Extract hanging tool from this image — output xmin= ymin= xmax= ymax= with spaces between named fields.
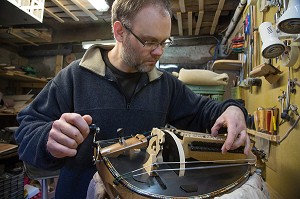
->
xmin=278 ymin=90 xmax=287 ymax=125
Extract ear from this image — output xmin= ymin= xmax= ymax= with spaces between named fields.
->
xmin=113 ymin=21 xmax=125 ymax=42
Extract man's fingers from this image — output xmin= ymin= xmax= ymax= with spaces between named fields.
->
xmin=52 ymin=119 xmax=85 ymax=145
xmin=243 ymin=135 xmax=251 ymax=155
xmin=47 ymin=113 xmax=93 ymax=158
xmin=221 ymin=124 xmax=237 ymax=152
xmin=61 ymin=113 xmax=91 ymax=142
xmin=83 ymin=115 xmax=92 ymax=125
xmin=211 ymin=119 xmax=226 ymax=137
xmin=49 ymin=126 xmax=79 ymax=149
xmin=221 ymin=130 xmax=250 ymax=155
xmin=47 ymin=139 xmax=77 ymax=158
xmin=228 ymin=133 xmax=245 ymax=150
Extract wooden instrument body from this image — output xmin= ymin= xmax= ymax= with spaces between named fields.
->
xmin=94 ymin=128 xmax=256 ymax=198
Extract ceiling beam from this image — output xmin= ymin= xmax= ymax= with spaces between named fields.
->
xmin=195 ymin=0 xmax=204 ymax=35
xmin=7 ymin=28 xmax=39 ymax=46
xmin=70 ymin=0 xmax=98 ymax=20
xmin=198 ymin=0 xmax=204 ymax=11
xmin=177 ymin=12 xmax=183 ymax=36
xmin=44 ymin=8 xmax=65 ymax=23
xmin=179 ymin=0 xmax=186 ymax=13
xmin=210 ymin=0 xmax=225 ymax=35
xmin=188 ymin=11 xmax=193 ymax=35
xmin=195 ymin=11 xmax=204 ymax=35
xmin=51 ymin=0 xmax=79 ymax=21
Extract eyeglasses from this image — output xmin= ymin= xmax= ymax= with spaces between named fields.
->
xmin=123 ymin=24 xmax=173 ymax=50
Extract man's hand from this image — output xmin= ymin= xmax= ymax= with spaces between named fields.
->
xmin=211 ymin=106 xmax=251 ymax=155
xmin=47 ymin=113 xmax=92 ymax=158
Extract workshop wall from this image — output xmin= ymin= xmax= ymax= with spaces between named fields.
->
xmin=240 ymin=4 xmax=300 ymax=199
xmin=161 ymin=45 xmax=214 ymax=69
xmin=16 ymin=45 xmax=214 ymax=79
xmin=0 ymin=48 xmax=28 ymax=94
xmin=0 ymin=48 xmax=28 ymax=66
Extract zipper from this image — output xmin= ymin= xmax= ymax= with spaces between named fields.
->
xmin=106 ymin=76 xmax=132 ymax=110
xmin=106 ymin=72 xmax=162 ymax=110
xmin=125 ymin=76 xmax=162 ymax=110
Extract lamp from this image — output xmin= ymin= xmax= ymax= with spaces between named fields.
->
xmin=277 ymin=0 xmax=300 ymax=34
xmin=259 ymin=22 xmax=285 ymax=59
xmin=87 ymin=0 xmax=109 ymax=12
xmin=82 ymin=40 xmax=116 ymax=49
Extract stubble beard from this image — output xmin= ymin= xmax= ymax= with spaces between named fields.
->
xmin=121 ymin=37 xmax=156 ymax=73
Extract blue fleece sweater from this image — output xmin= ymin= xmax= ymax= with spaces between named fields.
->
xmin=15 ymin=45 xmax=247 ymax=199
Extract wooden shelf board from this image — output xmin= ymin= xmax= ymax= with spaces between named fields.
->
xmin=247 ymin=129 xmax=280 ymax=142
xmin=0 ymin=113 xmax=17 ymax=116
xmin=0 ymin=71 xmax=47 ymax=83
xmin=212 ymin=60 xmax=243 ymax=71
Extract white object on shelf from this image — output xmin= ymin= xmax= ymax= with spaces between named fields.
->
xmin=3 ymin=94 xmax=34 ymax=108
xmin=6 ymin=0 xmax=45 ymax=23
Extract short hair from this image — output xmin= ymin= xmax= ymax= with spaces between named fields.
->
xmin=111 ymin=0 xmax=172 ymax=30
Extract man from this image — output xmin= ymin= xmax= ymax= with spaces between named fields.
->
xmin=15 ymin=0 xmax=250 ymax=198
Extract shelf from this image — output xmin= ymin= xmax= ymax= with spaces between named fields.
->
xmin=247 ymin=129 xmax=280 ymax=142
xmin=0 ymin=71 xmax=47 ymax=115
xmin=0 ymin=112 xmax=17 ymax=116
xmin=211 ymin=60 xmax=242 ymax=71
xmin=1 ymin=0 xmax=45 ymax=26
xmin=0 ymin=71 xmax=48 ymax=83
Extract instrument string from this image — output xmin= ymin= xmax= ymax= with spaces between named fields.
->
xmin=150 ymin=158 xmax=256 ymax=166
xmin=131 ymin=163 xmax=249 ymax=178
xmin=114 ymin=158 xmax=254 ymax=182
xmin=98 ymin=131 xmax=152 ymax=144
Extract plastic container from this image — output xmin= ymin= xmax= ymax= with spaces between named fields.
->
xmin=186 ymin=84 xmax=225 ymax=101
xmin=0 ymin=170 xmax=24 ymax=199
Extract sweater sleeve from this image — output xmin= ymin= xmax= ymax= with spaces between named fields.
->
xmin=15 ymin=74 xmax=73 ymax=170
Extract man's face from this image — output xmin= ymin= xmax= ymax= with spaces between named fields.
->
xmin=121 ymin=6 xmax=172 ymax=73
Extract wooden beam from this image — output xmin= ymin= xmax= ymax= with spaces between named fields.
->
xmin=210 ymin=0 xmax=225 ymax=35
xmin=177 ymin=12 xmax=183 ymax=36
xmin=13 ymin=82 xmax=47 ymax=89
xmin=12 ymin=28 xmax=52 ymax=43
xmin=55 ymin=55 xmax=64 ymax=75
xmin=45 ymin=8 xmax=65 ymax=23
xmin=210 ymin=10 xmax=221 ymax=35
xmin=195 ymin=11 xmax=204 ymax=35
xmin=6 ymin=28 xmax=52 ymax=43
xmin=19 ymin=29 xmax=41 ymax=38
xmin=38 ymin=30 xmax=52 ymax=42
xmin=7 ymin=28 xmax=38 ymax=46
xmin=198 ymin=0 xmax=204 ymax=11
xmin=51 ymin=0 xmax=79 ymax=21
xmin=195 ymin=0 xmax=204 ymax=35
xmin=179 ymin=0 xmax=186 ymax=13
xmin=70 ymin=0 xmax=98 ymax=20
xmin=188 ymin=11 xmax=193 ymax=35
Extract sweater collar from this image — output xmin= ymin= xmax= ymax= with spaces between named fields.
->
xmin=79 ymin=44 xmax=163 ymax=82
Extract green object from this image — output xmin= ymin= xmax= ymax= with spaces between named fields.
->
xmin=186 ymin=84 xmax=225 ymax=101
xmin=22 ymin=66 xmax=37 ymax=77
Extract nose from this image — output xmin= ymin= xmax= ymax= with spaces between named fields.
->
xmin=151 ymin=44 xmax=164 ymax=56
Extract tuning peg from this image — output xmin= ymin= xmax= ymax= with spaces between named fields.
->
xmin=117 ymin=128 xmax=125 ymax=145
xmin=90 ymin=124 xmax=100 ymax=145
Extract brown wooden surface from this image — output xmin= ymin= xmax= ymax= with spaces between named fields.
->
xmin=0 ymin=71 xmax=48 ymax=83
xmin=0 ymin=0 xmax=240 ymax=45
xmin=0 ymin=143 xmax=18 ymax=158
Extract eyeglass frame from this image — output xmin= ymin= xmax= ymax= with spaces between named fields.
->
xmin=122 ymin=23 xmax=173 ymax=50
